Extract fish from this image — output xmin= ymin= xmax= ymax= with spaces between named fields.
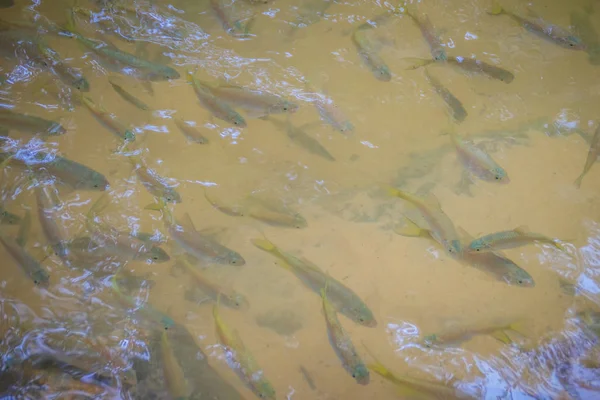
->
xmin=79 ymin=95 xmax=135 ymax=141
xmin=199 ymin=80 xmax=299 ymax=118
xmin=173 ymin=118 xmax=209 ymax=144
xmin=108 ymin=79 xmax=150 ymax=111
xmin=400 ymin=8 xmax=447 ymax=61
xmin=467 ymin=226 xmax=564 ymax=252
xmin=126 ymin=153 xmax=181 ymax=203
xmin=72 ymin=7 xmax=136 ymax=43
xmin=488 ymin=1 xmax=584 ymax=50
xmin=290 ymin=0 xmax=332 ymax=33
xmin=299 ymin=366 xmax=317 ymax=390
xmin=178 ymin=256 xmax=249 ymax=310
xmin=0 ymin=208 xmax=20 ymax=225
xmin=386 ymin=187 xmax=462 ymax=255
xmin=364 ymin=345 xmax=462 ymax=399
xmin=64 ymin=9 xmax=180 ymax=80
xmin=0 ymin=151 xmax=109 ymax=191
xmin=449 ymin=130 xmax=509 ymax=183
xmin=0 ymin=233 xmax=49 ymax=286
xmin=86 ymin=194 xmax=170 ymax=263
xmin=575 ymin=122 xmax=600 ymax=188
xmin=160 ymin=330 xmax=190 ymax=400
xmin=146 ymin=200 xmax=245 ymax=266
xmin=252 ymin=238 xmax=376 ymax=327
xmin=186 ymin=72 xmax=247 ymax=128
xmin=571 ymin=8 xmax=600 ymax=64
xmin=34 ymin=41 xmax=90 ymax=91
xmin=422 ymin=321 xmax=523 ymax=347
xmin=351 ymin=28 xmax=392 ymax=82
xmin=305 ymin=82 xmax=354 ymax=134
xmin=424 ymin=68 xmax=467 ymax=123
xmin=210 ymin=0 xmax=252 ymax=37
xmin=321 ymin=283 xmax=369 ymax=385
xmin=111 ymin=273 xmax=175 ymax=329
xmin=0 ymin=108 xmax=65 ymax=135
xmin=244 ymin=196 xmax=307 ymax=228
xmin=213 ymin=298 xmax=276 ymax=399
xmin=269 ymin=117 xmax=335 ymax=161
xmin=403 ymin=56 xmax=514 ymax=83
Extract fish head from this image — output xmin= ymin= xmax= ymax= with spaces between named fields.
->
xmin=351 ymin=305 xmax=377 ymax=327
xmin=84 ymin=174 xmax=110 ymax=191
xmin=292 ymin=214 xmax=308 ymax=229
xmin=227 ymin=111 xmax=247 ymax=128
xmin=163 ymin=67 xmax=181 ymax=80
xmin=433 ymin=49 xmax=447 ymax=61
xmin=227 ymin=291 xmax=250 ymax=310
xmin=374 ymin=65 xmax=392 ymax=82
xmin=443 ymin=239 xmax=463 ymax=256
xmin=119 ymin=368 xmax=138 ymax=387
xmin=32 ymin=269 xmax=50 ymax=287
xmin=564 ymin=35 xmax=586 ymax=50
xmin=144 ymin=246 xmax=170 ymax=263
xmin=162 ymin=189 xmax=181 ymax=204
xmin=338 ymin=121 xmax=355 ymax=134
xmin=423 ymin=334 xmax=438 ymax=347
xmin=499 ymin=71 xmax=515 ymax=84
xmin=352 ymin=364 xmax=370 ymax=385
xmin=48 ymin=122 xmax=66 ymax=135
xmin=0 ymin=210 xmax=20 ymax=225
xmin=226 ymin=251 xmax=246 ymax=266
xmin=74 ymin=77 xmax=90 ymax=92
xmin=468 ymin=239 xmax=489 ymax=253
xmin=504 ymin=268 xmax=535 ymax=288
xmin=492 ymin=167 xmax=510 ymax=184
xmin=254 ymin=379 xmax=276 ymax=399
xmin=124 ymin=130 xmax=136 ymax=142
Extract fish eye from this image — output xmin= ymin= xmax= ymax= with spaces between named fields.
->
xmin=153 ymin=255 xmax=158 ymax=260
xmin=518 ymin=279 xmax=523 ymax=285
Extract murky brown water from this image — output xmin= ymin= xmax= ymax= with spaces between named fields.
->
xmin=1 ymin=0 xmax=600 ymax=398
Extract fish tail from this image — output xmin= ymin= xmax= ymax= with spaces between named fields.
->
xmin=574 ymin=172 xmax=585 ymax=188
xmin=87 ymin=193 xmax=110 ymax=222
xmin=489 ymin=0 xmax=504 ymax=15
xmin=490 ymin=329 xmax=513 ymax=345
xmin=385 ymin=186 xmax=410 ymax=201
xmin=251 ymin=237 xmax=277 ymax=253
xmin=507 ymin=321 xmax=526 ymax=335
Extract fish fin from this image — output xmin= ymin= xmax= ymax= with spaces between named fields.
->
xmin=64 ymin=8 xmax=78 ymax=33
xmin=144 ymin=203 xmax=163 ymax=211
xmin=88 ymin=193 xmax=110 ymax=218
xmin=489 ymin=329 xmax=513 ymax=345
xmin=251 ymin=237 xmax=277 ymax=252
xmin=204 ymin=189 xmax=244 ymax=217
xmin=0 ymin=154 xmax=15 ymax=170
xmin=574 ymin=172 xmax=585 ymax=188
xmin=513 ymin=225 xmax=530 ymax=234
xmin=507 ymin=321 xmax=527 ymax=336
xmin=393 ymin=216 xmax=428 ymax=237
xmin=488 ymin=0 xmax=504 ymax=15
xmin=456 ymin=226 xmax=475 ymax=242
xmin=16 ymin=210 xmax=31 ymax=247
xmin=178 ymin=213 xmax=197 ymax=232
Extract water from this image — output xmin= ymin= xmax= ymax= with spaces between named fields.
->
xmin=0 ymin=0 xmax=600 ymax=398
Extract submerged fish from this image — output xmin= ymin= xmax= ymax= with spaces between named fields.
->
xmin=34 ymin=41 xmax=90 ymax=91
xmin=386 ymin=187 xmax=462 ymax=255
xmin=571 ymin=8 xmax=600 ymax=64
xmin=449 ymin=130 xmax=509 ymax=183
xmin=305 ymin=82 xmax=354 ymax=134
xmin=108 ymin=79 xmax=150 ymax=111
xmin=269 ymin=117 xmax=335 ymax=161
xmin=210 ymin=0 xmax=252 ymax=37
xmin=400 ymin=8 xmax=446 ymax=61
xmin=0 ymin=208 xmax=20 ymax=225
xmin=467 ymin=226 xmax=564 ymax=252
xmin=422 ymin=321 xmax=523 ymax=347
xmin=321 ymin=284 xmax=369 ymax=385
xmin=173 ymin=118 xmax=209 ymax=144
xmin=200 ymin=80 xmax=298 ymax=118
xmin=147 ymin=201 xmax=245 ymax=266
xmin=64 ymin=9 xmax=180 ymax=80
xmin=424 ymin=68 xmax=467 ymax=123
xmin=186 ymin=73 xmax=247 ymax=127
xmin=160 ymin=330 xmax=190 ymax=400
xmin=127 ymin=153 xmax=181 ymax=203
xmin=489 ymin=1 xmax=584 ymax=50
xmin=0 ymin=151 xmax=109 ymax=191
xmin=213 ymin=299 xmax=276 ymax=399
xmin=79 ymin=95 xmax=135 ymax=141
xmin=351 ymin=29 xmax=392 ymax=82
xmin=0 ymin=108 xmax=65 ymax=135
xmin=290 ymin=0 xmax=332 ymax=32
xmin=178 ymin=256 xmax=249 ymax=310
xmin=404 ymin=56 xmax=514 ymax=83
xmin=252 ymin=238 xmax=376 ymax=327
xmin=575 ymin=122 xmax=600 ymax=188
xmin=0 ymin=233 xmax=49 ymax=286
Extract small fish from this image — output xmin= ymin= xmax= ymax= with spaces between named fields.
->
xmin=35 ymin=42 xmax=90 ymax=91
xmin=489 ymin=1 xmax=584 ymax=50
xmin=467 ymin=226 xmax=564 ymax=252
xmin=213 ymin=299 xmax=276 ymax=399
xmin=321 ymin=284 xmax=369 ymax=385
xmin=400 ymin=8 xmax=446 ymax=61
xmin=571 ymin=8 xmax=600 ymax=64
xmin=364 ymin=345 xmax=462 ymax=399
xmin=575 ymin=123 xmax=600 ymax=188
xmin=0 ymin=233 xmax=49 ymax=286
xmin=160 ymin=330 xmax=190 ymax=400
xmin=127 ymin=153 xmax=181 ymax=203
xmin=80 ymin=95 xmax=135 ymax=141
xmin=252 ymin=238 xmax=376 ymax=327
xmin=146 ymin=201 xmax=245 ymax=266
xmin=403 ymin=56 xmax=514 ymax=83
xmin=422 ymin=321 xmax=523 ymax=347
xmin=351 ymin=29 xmax=392 ymax=82
xmin=0 ymin=151 xmax=109 ymax=191
xmin=210 ymin=0 xmax=252 ymax=37
xmin=186 ymin=73 xmax=247 ymax=128
xmin=108 ymin=79 xmax=150 ymax=111
xmin=386 ymin=187 xmax=462 ymax=255
xmin=299 ymin=366 xmax=316 ymax=390
xmin=64 ymin=9 xmax=180 ymax=80
xmin=449 ymin=130 xmax=509 ymax=183
xmin=424 ymin=68 xmax=467 ymax=123
xmin=245 ymin=196 xmax=307 ymax=228
xmin=173 ymin=118 xmax=209 ymax=144
xmin=290 ymin=0 xmax=332 ymax=33
xmin=200 ymin=80 xmax=298 ymax=118
xmin=178 ymin=256 xmax=249 ymax=310
xmin=0 ymin=108 xmax=65 ymax=135
xmin=305 ymin=82 xmax=354 ymax=134
xmin=269 ymin=117 xmax=335 ymax=161
xmin=0 ymin=208 xmax=20 ymax=225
